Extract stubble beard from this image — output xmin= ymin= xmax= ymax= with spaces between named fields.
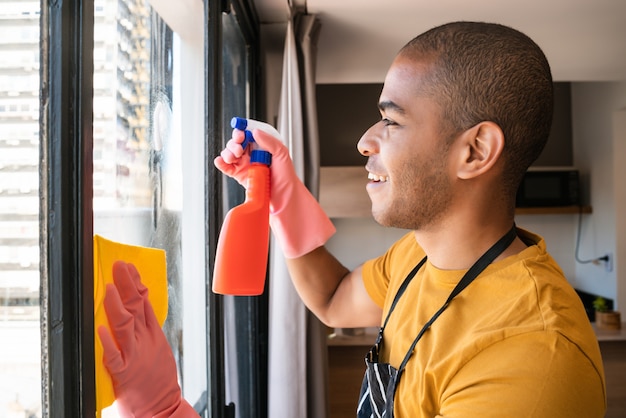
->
xmin=373 ymin=158 xmax=452 ymax=231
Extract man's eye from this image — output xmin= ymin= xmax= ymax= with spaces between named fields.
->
xmin=381 ymin=118 xmax=396 ymax=126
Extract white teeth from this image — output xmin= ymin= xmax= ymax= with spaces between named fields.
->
xmin=368 ymin=172 xmax=389 ymax=182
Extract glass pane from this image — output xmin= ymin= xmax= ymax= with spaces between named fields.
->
xmin=92 ymin=0 xmax=206 ymax=415
xmin=0 ymin=2 xmax=42 ymax=417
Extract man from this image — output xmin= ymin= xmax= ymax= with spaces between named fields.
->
xmin=100 ymin=21 xmax=606 ymax=417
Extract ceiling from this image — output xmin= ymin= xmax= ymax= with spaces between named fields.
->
xmin=253 ymin=0 xmax=626 ymax=84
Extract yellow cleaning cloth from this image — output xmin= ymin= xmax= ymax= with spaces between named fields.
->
xmin=93 ymin=234 xmax=168 ymax=417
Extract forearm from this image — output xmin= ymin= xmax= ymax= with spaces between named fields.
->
xmin=285 ymin=246 xmax=348 ymax=325
xmin=286 ymin=246 xmax=382 ymax=328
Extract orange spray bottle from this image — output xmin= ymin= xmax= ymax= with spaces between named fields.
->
xmin=212 ymin=117 xmax=275 ymax=295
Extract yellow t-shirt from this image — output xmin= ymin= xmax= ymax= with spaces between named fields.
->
xmin=362 ymin=228 xmax=606 ymax=417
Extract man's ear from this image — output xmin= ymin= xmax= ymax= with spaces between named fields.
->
xmin=454 ymin=121 xmax=504 ymax=180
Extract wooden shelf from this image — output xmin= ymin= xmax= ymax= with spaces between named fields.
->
xmin=594 ymin=323 xmax=626 ymax=342
xmin=320 ymin=166 xmax=371 ymax=218
xmin=515 ymin=205 xmax=592 ymax=215
xmin=327 ymin=332 xmax=376 ymax=347
xmin=320 ymin=166 xmax=592 ymax=218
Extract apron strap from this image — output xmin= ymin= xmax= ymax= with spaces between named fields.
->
xmin=397 ymin=224 xmax=518 ymax=374
xmin=382 ymin=256 xmax=428 ymax=330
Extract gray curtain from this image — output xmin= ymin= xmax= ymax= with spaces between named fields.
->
xmin=267 ymin=12 xmax=328 ymax=418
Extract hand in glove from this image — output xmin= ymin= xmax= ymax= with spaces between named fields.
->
xmin=214 ymin=127 xmax=335 ymax=258
xmin=97 ymin=261 xmax=197 ymax=417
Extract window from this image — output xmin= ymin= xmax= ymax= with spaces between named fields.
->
xmin=91 ymin=0 xmax=208 ymax=414
xmin=38 ymin=0 xmax=262 ymax=416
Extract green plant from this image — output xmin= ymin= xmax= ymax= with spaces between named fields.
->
xmin=592 ymin=296 xmax=609 ymax=313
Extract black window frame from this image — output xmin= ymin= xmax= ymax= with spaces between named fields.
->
xmin=40 ymin=0 xmax=95 ymax=415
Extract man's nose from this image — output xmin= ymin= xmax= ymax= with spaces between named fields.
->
xmin=357 ymin=124 xmax=380 ymax=157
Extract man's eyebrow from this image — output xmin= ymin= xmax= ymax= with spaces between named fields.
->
xmin=378 ymin=100 xmax=405 ymax=114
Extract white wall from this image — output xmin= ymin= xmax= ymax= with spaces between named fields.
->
xmin=614 ymin=109 xmax=626 ymax=315
xmin=328 ymin=216 xmax=588 ymax=295
xmin=325 ymin=218 xmax=409 ymax=270
xmin=571 ymin=82 xmax=626 ymax=310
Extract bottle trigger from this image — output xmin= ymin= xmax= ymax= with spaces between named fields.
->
xmin=241 ymin=130 xmax=255 ymax=150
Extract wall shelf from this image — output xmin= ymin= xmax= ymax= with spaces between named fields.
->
xmin=515 ymin=205 xmax=592 ymax=215
xmin=320 ymin=166 xmax=592 ymax=218
xmin=320 ymin=166 xmax=371 ymax=218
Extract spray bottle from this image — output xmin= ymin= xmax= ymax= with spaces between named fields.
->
xmin=212 ymin=117 xmax=278 ymax=295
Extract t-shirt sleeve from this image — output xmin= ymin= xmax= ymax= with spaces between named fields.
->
xmin=361 ymin=257 xmax=388 ymax=308
xmin=361 ymin=231 xmax=417 ymax=309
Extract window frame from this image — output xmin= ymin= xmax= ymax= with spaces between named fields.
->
xmin=40 ymin=0 xmax=96 ymax=416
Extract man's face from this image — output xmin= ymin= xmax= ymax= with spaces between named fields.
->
xmin=357 ymin=54 xmax=455 ymax=231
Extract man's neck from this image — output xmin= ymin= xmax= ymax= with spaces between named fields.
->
xmin=413 ymin=216 xmax=526 ymax=270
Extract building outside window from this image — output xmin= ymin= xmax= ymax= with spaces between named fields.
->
xmin=0 ymin=2 xmax=42 ymax=416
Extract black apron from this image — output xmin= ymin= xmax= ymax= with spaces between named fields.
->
xmin=356 ymin=226 xmax=518 ymax=418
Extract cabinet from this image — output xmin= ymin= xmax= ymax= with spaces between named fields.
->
xmin=327 ymin=334 xmax=374 ymax=418
xmin=593 ymin=325 xmax=626 ymax=418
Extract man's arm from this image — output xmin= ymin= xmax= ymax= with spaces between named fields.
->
xmin=286 ymin=246 xmax=383 ymax=328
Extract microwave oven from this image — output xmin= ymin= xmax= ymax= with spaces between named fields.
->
xmin=515 ymin=168 xmax=580 ymax=207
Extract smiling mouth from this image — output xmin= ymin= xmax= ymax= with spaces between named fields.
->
xmin=368 ymin=172 xmax=389 ymax=183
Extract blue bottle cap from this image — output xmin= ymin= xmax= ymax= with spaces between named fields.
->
xmin=250 ymin=150 xmax=272 ymax=166
xmin=231 ymin=117 xmax=248 ymax=131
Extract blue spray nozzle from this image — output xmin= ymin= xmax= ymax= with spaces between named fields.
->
xmin=232 ymin=117 xmax=255 ymax=150
xmin=250 ymin=149 xmax=272 ymax=166
xmin=231 ymin=117 xmax=248 ymax=131
xmin=231 ymin=117 xmax=274 ymax=161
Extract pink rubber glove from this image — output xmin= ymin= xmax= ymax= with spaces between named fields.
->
xmin=97 ymin=261 xmax=197 ymax=418
xmin=214 ymin=128 xmax=335 ymax=258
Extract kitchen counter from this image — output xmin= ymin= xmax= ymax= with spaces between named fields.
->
xmin=593 ymin=323 xmax=626 ymax=341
